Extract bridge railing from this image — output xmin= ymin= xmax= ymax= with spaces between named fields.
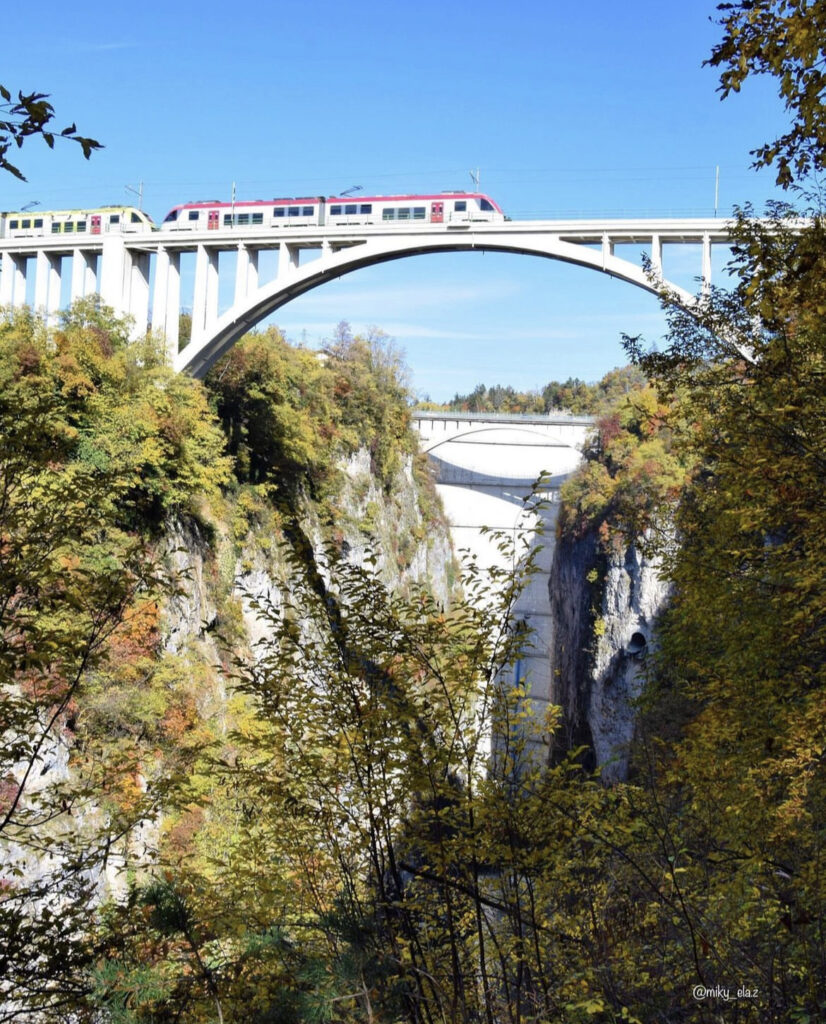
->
xmin=412 ymin=410 xmax=595 ymax=427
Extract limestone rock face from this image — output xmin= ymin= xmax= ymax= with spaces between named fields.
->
xmin=549 ymin=531 xmax=671 ymax=782
xmin=3 ymin=450 xmax=453 ymax=914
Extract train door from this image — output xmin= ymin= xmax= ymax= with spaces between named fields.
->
xmin=91 ymin=215 xmax=101 ymax=235
xmin=430 ymin=201 xmax=444 ymax=223
xmin=208 ymin=210 xmax=219 ymax=230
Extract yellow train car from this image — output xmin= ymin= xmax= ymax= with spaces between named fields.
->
xmin=0 ymin=206 xmax=155 ymax=239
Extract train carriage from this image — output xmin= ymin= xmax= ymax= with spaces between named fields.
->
xmin=0 ymin=206 xmax=154 ymax=239
xmin=161 ymin=192 xmax=505 ymax=230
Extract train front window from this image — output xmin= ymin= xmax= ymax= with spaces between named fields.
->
xmin=131 ymin=212 xmax=142 ymax=223
xmin=480 ymin=199 xmax=494 ymax=211
xmin=163 ymin=209 xmax=178 ymax=222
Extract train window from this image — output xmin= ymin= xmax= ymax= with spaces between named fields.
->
xmin=223 ymin=214 xmax=233 ymax=226
xmin=480 ymin=199 xmax=494 ymax=211
xmin=237 ymin=213 xmax=250 ymax=225
xmin=360 ymin=204 xmax=372 ymax=214
xmin=345 ymin=204 xmax=357 ymax=215
xmin=252 ymin=212 xmax=264 ymax=225
xmin=163 ymin=209 xmax=179 ymax=222
xmin=110 ymin=214 xmax=120 ymax=224
xmin=131 ymin=212 xmax=141 ymax=223
xmin=382 ymin=209 xmax=395 ymax=220
xmin=288 ymin=206 xmax=299 ymax=216
xmin=9 ymin=220 xmax=18 ymax=229
xmin=454 ymin=201 xmax=467 ymax=212
xmin=274 ymin=208 xmax=285 ymax=217
xmin=413 ymin=207 xmax=426 ymax=219
xmin=188 ymin=211 xmax=200 ymax=221
xmin=65 ymin=223 xmax=74 ymax=233
xmin=397 ymin=208 xmax=411 ymax=220
xmin=77 ymin=221 xmax=86 ymax=231
xmin=21 ymin=219 xmax=31 ymax=229
xmin=34 ymin=218 xmax=43 ymax=228
xmin=302 ymin=206 xmax=313 ymax=216
xmin=51 ymin=223 xmax=61 ymax=233
xmin=330 ymin=205 xmax=342 ymax=216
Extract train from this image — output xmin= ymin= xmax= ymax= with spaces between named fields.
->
xmin=0 ymin=206 xmax=154 ymax=239
xmin=160 ymin=192 xmax=505 ymax=230
xmin=0 ymin=192 xmax=505 ymax=239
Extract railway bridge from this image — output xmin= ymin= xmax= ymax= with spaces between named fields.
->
xmin=0 ymin=216 xmax=736 ymax=376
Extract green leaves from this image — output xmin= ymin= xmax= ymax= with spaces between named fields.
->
xmin=706 ymin=0 xmax=826 ymax=187
xmin=0 ymin=84 xmax=102 ymax=180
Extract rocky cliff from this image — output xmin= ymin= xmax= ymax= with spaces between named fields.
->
xmin=549 ymin=530 xmax=671 ymax=782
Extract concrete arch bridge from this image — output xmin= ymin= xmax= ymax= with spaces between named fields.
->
xmin=0 ymin=216 xmax=735 ymax=376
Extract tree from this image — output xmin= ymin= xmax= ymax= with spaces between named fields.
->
xmin=706 ymin=0 xmax=826 ymax=186
xmin=0 ymin=302 xmax=229 ymax=1017
xmin=0 ymin=84 xmax=101 ymax=181
xmin=623 ymin=206 xmax=826 ymax=1020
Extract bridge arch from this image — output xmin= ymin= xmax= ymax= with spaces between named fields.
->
xmin=175 ymin=232 xmax=695 ymax=378
xmin=421 ymin=424 xmax=582 ymax=456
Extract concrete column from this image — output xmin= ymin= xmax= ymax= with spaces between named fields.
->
xmin=278 ymin=243 xmax=299 ymax=278
xmin=34 ymin=248 xmax=53 ymax=309
xmin=152 ymin=246 xmax=186 ymax=358
xmin=99 ymin=236 xmax=128 ymax=316
xmin=152 ymin=247 xmax=170 ymax=336
xmin=650 ymin=234 xmax=662 ymax=278
xmin=128 ymin=251 xmax=150 ymax=338
xmin=192 ymin=245 xmax=219 ymax=336
xmin=46 ymin=254 xmax=61 ymax=324
xmin=601 ymin=232 xmax=613 ymax=269
xmin=1 ymin=252 xmax=18 ymax=306
xmin=246 ymin=247 xmax=259 ymax=294
xmin=701 ymin=233 xmax=712 ymax=294
xmin=70 ymin=249 xmax=91 ymax=303
xmin=234 ymin=243 xmax=261 ymax=304
xmin=168 ymin=253 xmax=181 ymax=355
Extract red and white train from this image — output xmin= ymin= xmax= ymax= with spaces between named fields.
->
xmin=160 ymin=192 xmax=505 ymax=230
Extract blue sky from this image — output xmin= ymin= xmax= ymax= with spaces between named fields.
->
xmin=2 ymin=0 xmax=787 ymax=400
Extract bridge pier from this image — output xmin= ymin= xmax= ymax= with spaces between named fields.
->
xmin=70 ymin=249 xmax=97 ymax=303
xmin=234 ymin=244 xmax=259 ymax=303
xmin=152 ymin=248 xmax=181 ymax=358
xmin=192 ymin=245 xmax=220 ymax=341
